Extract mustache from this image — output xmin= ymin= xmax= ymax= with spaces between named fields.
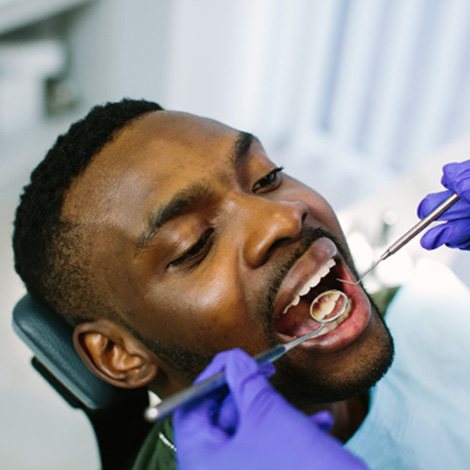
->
xmin=259 ymin=226 xmax=357 ymax=334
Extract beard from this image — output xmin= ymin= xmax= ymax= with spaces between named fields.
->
xmin=133 ymin=226 xmax=394 ymax=408
xmin=255 ymin=226 xmax=394 ymax=407
xmin=257 ymin=228 xmax=394 ymax=411
xmin=268 ymin=292 xmax=394 ymax=408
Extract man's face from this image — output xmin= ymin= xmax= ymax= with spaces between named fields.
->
xmin=64 ymin=111 xmax=393 ymax=406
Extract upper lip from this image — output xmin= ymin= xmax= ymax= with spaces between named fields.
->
xmin=273 ymin=237 xmax=338 ymax=319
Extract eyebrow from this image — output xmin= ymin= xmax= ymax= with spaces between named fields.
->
xmin=137 ymin=183 xmax=212 ymax=250
xmin=136 ymin=131 xmax=255 ymax=251
xmin=231 ymin=131 xmax=255 ymax=169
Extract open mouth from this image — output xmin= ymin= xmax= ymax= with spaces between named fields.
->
xmin=272 ymin=237 xmax=369 ymax=349
xmin=274 ymin=257 xmax=352 ymax=339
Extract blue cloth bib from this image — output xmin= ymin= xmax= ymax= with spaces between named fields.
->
xmin=346 ymin=259 xmax=470 ymax=469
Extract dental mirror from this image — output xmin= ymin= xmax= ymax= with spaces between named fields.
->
xmin=309 ymin=289 xmax=350 ymax=324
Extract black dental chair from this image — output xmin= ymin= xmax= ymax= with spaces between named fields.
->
xmin=12 ymin=294 xmax=153 ymax=470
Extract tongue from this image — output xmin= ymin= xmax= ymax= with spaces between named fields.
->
xmin=274 ymin=299 xmax=323 ymax=337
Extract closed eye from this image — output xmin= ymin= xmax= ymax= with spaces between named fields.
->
xmin=168 ymin=228 xmax=214 ymax=269
xmin=252 ymin=166 xmax=284 ymax=193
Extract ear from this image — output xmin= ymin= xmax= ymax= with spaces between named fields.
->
xmin=73 ymin=319 xmax=159 ymax=389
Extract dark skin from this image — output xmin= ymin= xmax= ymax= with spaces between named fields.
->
xmin=66 ymin=111 xmax=392 ymax=440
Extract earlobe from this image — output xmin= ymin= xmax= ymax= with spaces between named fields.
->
xmin=73 ymin=320 xmax=158 ymax=389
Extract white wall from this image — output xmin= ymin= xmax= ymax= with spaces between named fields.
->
xmin=3 ymin=1 xmax=470 ymax=468
xmin=161 ymin=0 xmax=470 ymax=208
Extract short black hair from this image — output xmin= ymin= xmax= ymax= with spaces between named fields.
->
xmin=13 ymin=98 xmax=163 ymax=324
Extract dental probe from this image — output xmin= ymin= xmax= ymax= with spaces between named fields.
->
xmin=339 ymin=193 xmax=460 ymax=285
xmin=144 ymin=291 xmax=349 ymax=422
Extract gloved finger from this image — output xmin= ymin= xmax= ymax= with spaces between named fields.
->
xmin=417 ymin=190 xmax=470 ymax=221
xmin=309 ymin=410 xmax=335 ymax=432
xmin=441 ymin=218 xmax=470 ymax=248
xmin=418 ymin=190 xmax=452 ymax=219
xmin=215 ymin=353 xmax=276 ymax=433
xmin=174 ymin=391 xmax=229 ymax=447
xmin=194 ymin=349 xmax=240 ymax=383
xmin=441 ymin=161 xmax=464 ymax=188
xmin=223 ymin=349 xmax=281 ymax=420
xmin=223 ymin=348 xmax=276 ymax=381
xmin=174 ymin=350 xmax=241 ymax=440
xmin=214 ymin=394 xmax=238 ymax=435
xmin=186 ymin=349 xmax=276 ymax=435
xmin=208 ymin=349 xmax=267 ymax=433
xmin=420 ymin=219 xmax=470 ymax=249
xmin=194 ymin=348 xmax=275 ymax=382
xmin=420 ymin=223 xmax=451 ymax=250
xmin=258 ymin=360 xmax=276 ymax=379
xmin=214 ymin=364 xmax=276 ymax=434
xmin=442 ymin=160 xmax=470 ymax=201
xmin=456 ymin=238 xmax=470 ymax=250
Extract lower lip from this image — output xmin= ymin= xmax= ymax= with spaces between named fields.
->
xmin=277 ymin=263 xmax=372 ymax=352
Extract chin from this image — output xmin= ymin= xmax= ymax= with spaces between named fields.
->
xmin=270 ymin=311 xmax=395 ymax=409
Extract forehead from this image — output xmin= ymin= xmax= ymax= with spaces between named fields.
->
xmin=62 ymin=111 xmax=242 ymax=222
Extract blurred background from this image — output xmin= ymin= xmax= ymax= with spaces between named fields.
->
xmin=2 ymin=0 xmax=470 ymax=467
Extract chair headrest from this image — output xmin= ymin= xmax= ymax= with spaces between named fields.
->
xmin=13 ymin=294 xmax=132 ymax=410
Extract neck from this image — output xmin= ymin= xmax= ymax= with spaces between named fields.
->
xmin=329 ymin=393 xmax=369 ymax=441
xmin=302 ymin=393 xmax=369 ymax=442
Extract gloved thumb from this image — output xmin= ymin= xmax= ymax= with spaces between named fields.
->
xmin=417 ymin=190 xmax=453 ymax=219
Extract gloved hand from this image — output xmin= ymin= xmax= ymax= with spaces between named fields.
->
xmin=173 ymin=348 xmax=367 ymax=470
xmin=418 ymin=159 xmax=470 ymax=250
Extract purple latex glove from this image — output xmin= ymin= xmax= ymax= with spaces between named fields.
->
xmin=418 ymin=160 xmax=470 ymax=250
xmin=173 ymin=348 xmax=367 ymax=470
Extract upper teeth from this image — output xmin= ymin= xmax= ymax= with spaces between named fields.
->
xmin=282 ymin=259 xmax=336 ymax=314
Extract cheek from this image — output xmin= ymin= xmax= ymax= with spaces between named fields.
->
xmin=312 ymin=194 xmax=345 ymax=238
xmin=141 ymin=266 xmax=255 ymax=349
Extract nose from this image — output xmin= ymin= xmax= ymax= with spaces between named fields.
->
xmin=241 ymin=197 xmax=308 ymax=268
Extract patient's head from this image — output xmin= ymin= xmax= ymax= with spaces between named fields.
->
xmin=13 ymin=99 xmax=393 ymax=408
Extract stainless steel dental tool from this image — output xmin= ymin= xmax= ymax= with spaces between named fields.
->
xmin=339 ymin=193 xmax=460 ymax=286
xmin=144 ymin=290 xmax=350 ymax=422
